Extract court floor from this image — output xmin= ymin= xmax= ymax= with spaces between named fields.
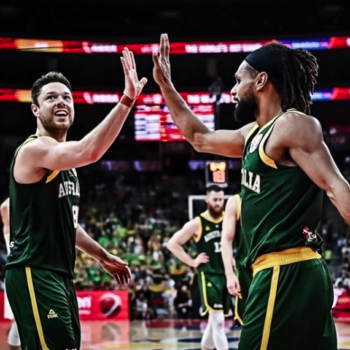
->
xmin=0 ymin=319 xmax=348 ymax=349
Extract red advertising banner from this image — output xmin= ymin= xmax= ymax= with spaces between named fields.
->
xmin=77 ymin=290 xmax=129 ymax=321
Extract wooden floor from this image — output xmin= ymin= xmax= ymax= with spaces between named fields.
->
xmin=0 ymin=319 xmax=348 ymax=349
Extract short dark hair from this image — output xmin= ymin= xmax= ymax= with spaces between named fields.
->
xmin=246 ymin=43 xmax=319 ymax=114
xmin=31 ymin=72 xmax=72 ymax=106
xmin=206 ymin=185 xmax=224 ymax=194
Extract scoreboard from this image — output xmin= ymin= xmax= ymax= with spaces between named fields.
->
xmin=135 ymin=104 xmax=215 ymax=142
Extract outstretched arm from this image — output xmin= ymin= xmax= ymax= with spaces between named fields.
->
xmin=15 ymin=49 xmax=147 ymax=182
xmin=76 ymin=224 xmax=131 ymax=286
xmin=167 ymin=219 xmax=209 ymax=268
xmin=274 ymin=113 xmax=350 ymax=223
xmin=152 ymin=34 xmax=253 ymax=157
xmin=221 ymin=196 xmax=241 ymax=297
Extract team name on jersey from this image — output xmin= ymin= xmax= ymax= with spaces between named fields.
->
xmin=58 ymin=181 xmax=80 ymax=198
xmin=204 ymin=230 xmax=221 ymax=242
xmin=241 ymin=168 xmax=261 ymax=194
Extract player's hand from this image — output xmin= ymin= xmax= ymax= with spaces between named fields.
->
xmin=226 ymin=272 xmax=242 ymax=298
xmin=100 ymin=253 xmax=131 ymax=286
xmin=120 ymin=48 xmax=147 ymax=100
xmin=152 ymin=33 xmax=172 ymax=86
xmin=192 ymin=252 xmax=209 ymax=268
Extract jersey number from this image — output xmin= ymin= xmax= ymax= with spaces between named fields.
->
xmin=72 ymin=205 xmax=79 ymax=229
xmin=214 ymin=241 xmax=221 ymax=253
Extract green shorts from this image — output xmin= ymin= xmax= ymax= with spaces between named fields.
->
xmin=238 ymin=258 xmax=337 ymax=350
xmin=234 ymin=265 xmax=253 ymax=325
xmin=198 ymin=271 xmax=232 ymax=316
xmin=6 ymin=266 xmax=80 ymax=350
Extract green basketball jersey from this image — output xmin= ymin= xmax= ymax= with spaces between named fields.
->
xmin=241 ymin=109 xmax=323 ymax=267
xmin=6 ymin=135 xmax=80 ymax=278
xmin=193 ymin=212 xmax=225 ymax=275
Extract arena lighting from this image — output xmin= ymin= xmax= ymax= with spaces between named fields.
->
xmin=0 ymin=36 xmax=349 ymax=54
xmin=0 ymin=88 xmax=349 ymax=104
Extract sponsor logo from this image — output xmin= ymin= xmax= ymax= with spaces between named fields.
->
xmin=249 ymin=134 xmax=263 ymax=153
xmin=205 ymin=226 xmax=211 ymax=231
xmin=207 ymin=282 xmax=212 ymax=287
xmin=303 ymin=226 xmax=316 ymax=242
xmin=214 ymin=303 xmax=223 ymax=308
xmin=99 ymin=293 xmax=122 ymax=318
xmin=47 ymin=309 xmax=58 ymax=319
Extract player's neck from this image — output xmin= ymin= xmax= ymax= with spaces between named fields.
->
xmin=255 ymin=93 xmax=282 ymax=129
xmin=36 ymin=127 xmax=67 ymax=142
xmin=203 ymin=209 xmax=222 ymax=221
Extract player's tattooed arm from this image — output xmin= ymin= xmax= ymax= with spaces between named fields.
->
xmin=152 ymin=33 xmax=253 ymax=158
xmin=274 ymin=112 xmax=350 ymax=224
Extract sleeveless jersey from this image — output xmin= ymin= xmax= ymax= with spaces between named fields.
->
xmin=6 ymin=135 xmax=80 ymax=278
xmin=193 ymin=212 xmax=225 ymax=275
xmin=240 ymin=109 xmax=323 ymax=267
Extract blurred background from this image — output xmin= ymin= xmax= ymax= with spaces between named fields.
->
xmin=0 ymin=0 xmax=350 ymax=325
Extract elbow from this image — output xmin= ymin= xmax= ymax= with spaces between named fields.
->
xmin=166 ymin=241 xmax=175 ymax=253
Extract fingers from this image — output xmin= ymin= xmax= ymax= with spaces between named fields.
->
xmin=140 ymin=77 xmax=148 ymax=89
xmin=130 ymin=51 xmax=136 ymax=70
xmin=120 ymin=57 xmax=129 ymax=76
xmin=152 ymin=51 xmax=160 ymax=67
xmin=122 ymin=48 xmax=133 ymax=70
xmin=164 ymin=33 xmax=170 ymax=59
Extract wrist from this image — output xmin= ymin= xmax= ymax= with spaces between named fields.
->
xmin=159 ymin=80 xmax=174 ymax=91
xmin=120 ymin=94 xmax=136 ymax=108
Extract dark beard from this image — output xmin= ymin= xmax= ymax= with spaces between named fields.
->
xmin=234 ymin=87 xmax=258 ymax=123
xmin=208 ymin=206 xmax=223 ymax=220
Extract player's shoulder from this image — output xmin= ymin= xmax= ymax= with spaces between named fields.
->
xmin=239 ymin=122 xmax=258 ymax=139
xmin=277 ymin=110 xmax=321 ymax=131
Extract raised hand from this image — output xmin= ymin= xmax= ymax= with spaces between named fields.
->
xmin=120 ymin=48 xmax=147 ymax=100
xmin=100 ymin=253 xmax=131 ymax=286
xmin=192 ymin=252 xmax=209 ymax=268
xmin=152 ymin=33 xmax=172 ymax=86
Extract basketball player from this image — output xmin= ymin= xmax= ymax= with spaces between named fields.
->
xmin=221 ymin=194 xmax=252 ymax=326
xmin=0 ymin=198 xmax=20 ymax=350
xmin=6 ymin=48 xmax=147 ymax=349
xmin=167 ymin=185 xmax=230 ymax=350
xmin=153 ymin=34 xmax=342 ymax=349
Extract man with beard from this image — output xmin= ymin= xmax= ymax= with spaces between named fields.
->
xmin=6 ymin=48 xmax=147 ymax=349
xmin=153 ymin=34 xmax=342 ymax=350
xmin=167 ymin=185 xmax=231 ymax=350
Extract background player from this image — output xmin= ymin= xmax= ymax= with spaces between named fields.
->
xmin=167 ymin=185 xmax=230 ymax=350
xmin=221 ymin=194 xmax=252 ymax=326
xmin=6 ymin=48 xmax=146 ymax=349
xmin=0 ymin=198 xmax=20 ymax=350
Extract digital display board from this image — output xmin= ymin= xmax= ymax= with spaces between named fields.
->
xmin=134 ymin=105 xmax=215 ymax=142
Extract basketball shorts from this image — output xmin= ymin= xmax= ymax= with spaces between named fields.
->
xmin=6 ymin=266 xmax=80 ymax=350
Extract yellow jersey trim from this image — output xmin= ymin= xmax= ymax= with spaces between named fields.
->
xmin=252 ymin=247 xmax=321 ymax=277
xmin=234 ymin=194 xmax=241 ymax=221
xmin=244 ymin=123 xmax=259 ymax=144
xmin=258 ymin=127 xmax=278 ymax=169
xmin=46 ymin=170 xmax=60 ymax=184
xmin=25 ymin=267 xmax=50 ymax=350
xmin=194 ymin=216 xmax=202 ymax=243
xmin=234 ymin=295 xmax=244 ymax=326
xmin=200 ymin=213 xmax=224 ymax=224
xmin=260 ymin=266 xmax=280 ymax=350
xmin=200 ymin=272 xmax=224 ymax=316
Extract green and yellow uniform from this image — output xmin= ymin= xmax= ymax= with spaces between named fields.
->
xmin=194 ymin=212 xmax=232 ymax=316
xmin=6 ymin=135 xmax=81 ymax=350
xmin=232 ymin=194 xmax=252 ymax=326
xmin=238 ymin=110 xmax=336 ymax=350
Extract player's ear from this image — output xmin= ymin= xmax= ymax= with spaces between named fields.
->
xmin=31 ymin=103 xmax=40 ymax=117
xmin=256 ymin=72 xmax=268 ymax=91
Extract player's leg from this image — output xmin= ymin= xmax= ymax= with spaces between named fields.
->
xmin=198 ymin=272 xmax=229 ymax=350
xmin=6 ymin=267 xmax=79 ymax=349
xmin=201 ymin=320 xmax=214 ymax=350
xmin=8 ymin=321 xmax=21 ymax=350
xmin=235 ymin=265 xmax=253 ymax=325
xmin=238 ymin=258 xmax=337 ymax=350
